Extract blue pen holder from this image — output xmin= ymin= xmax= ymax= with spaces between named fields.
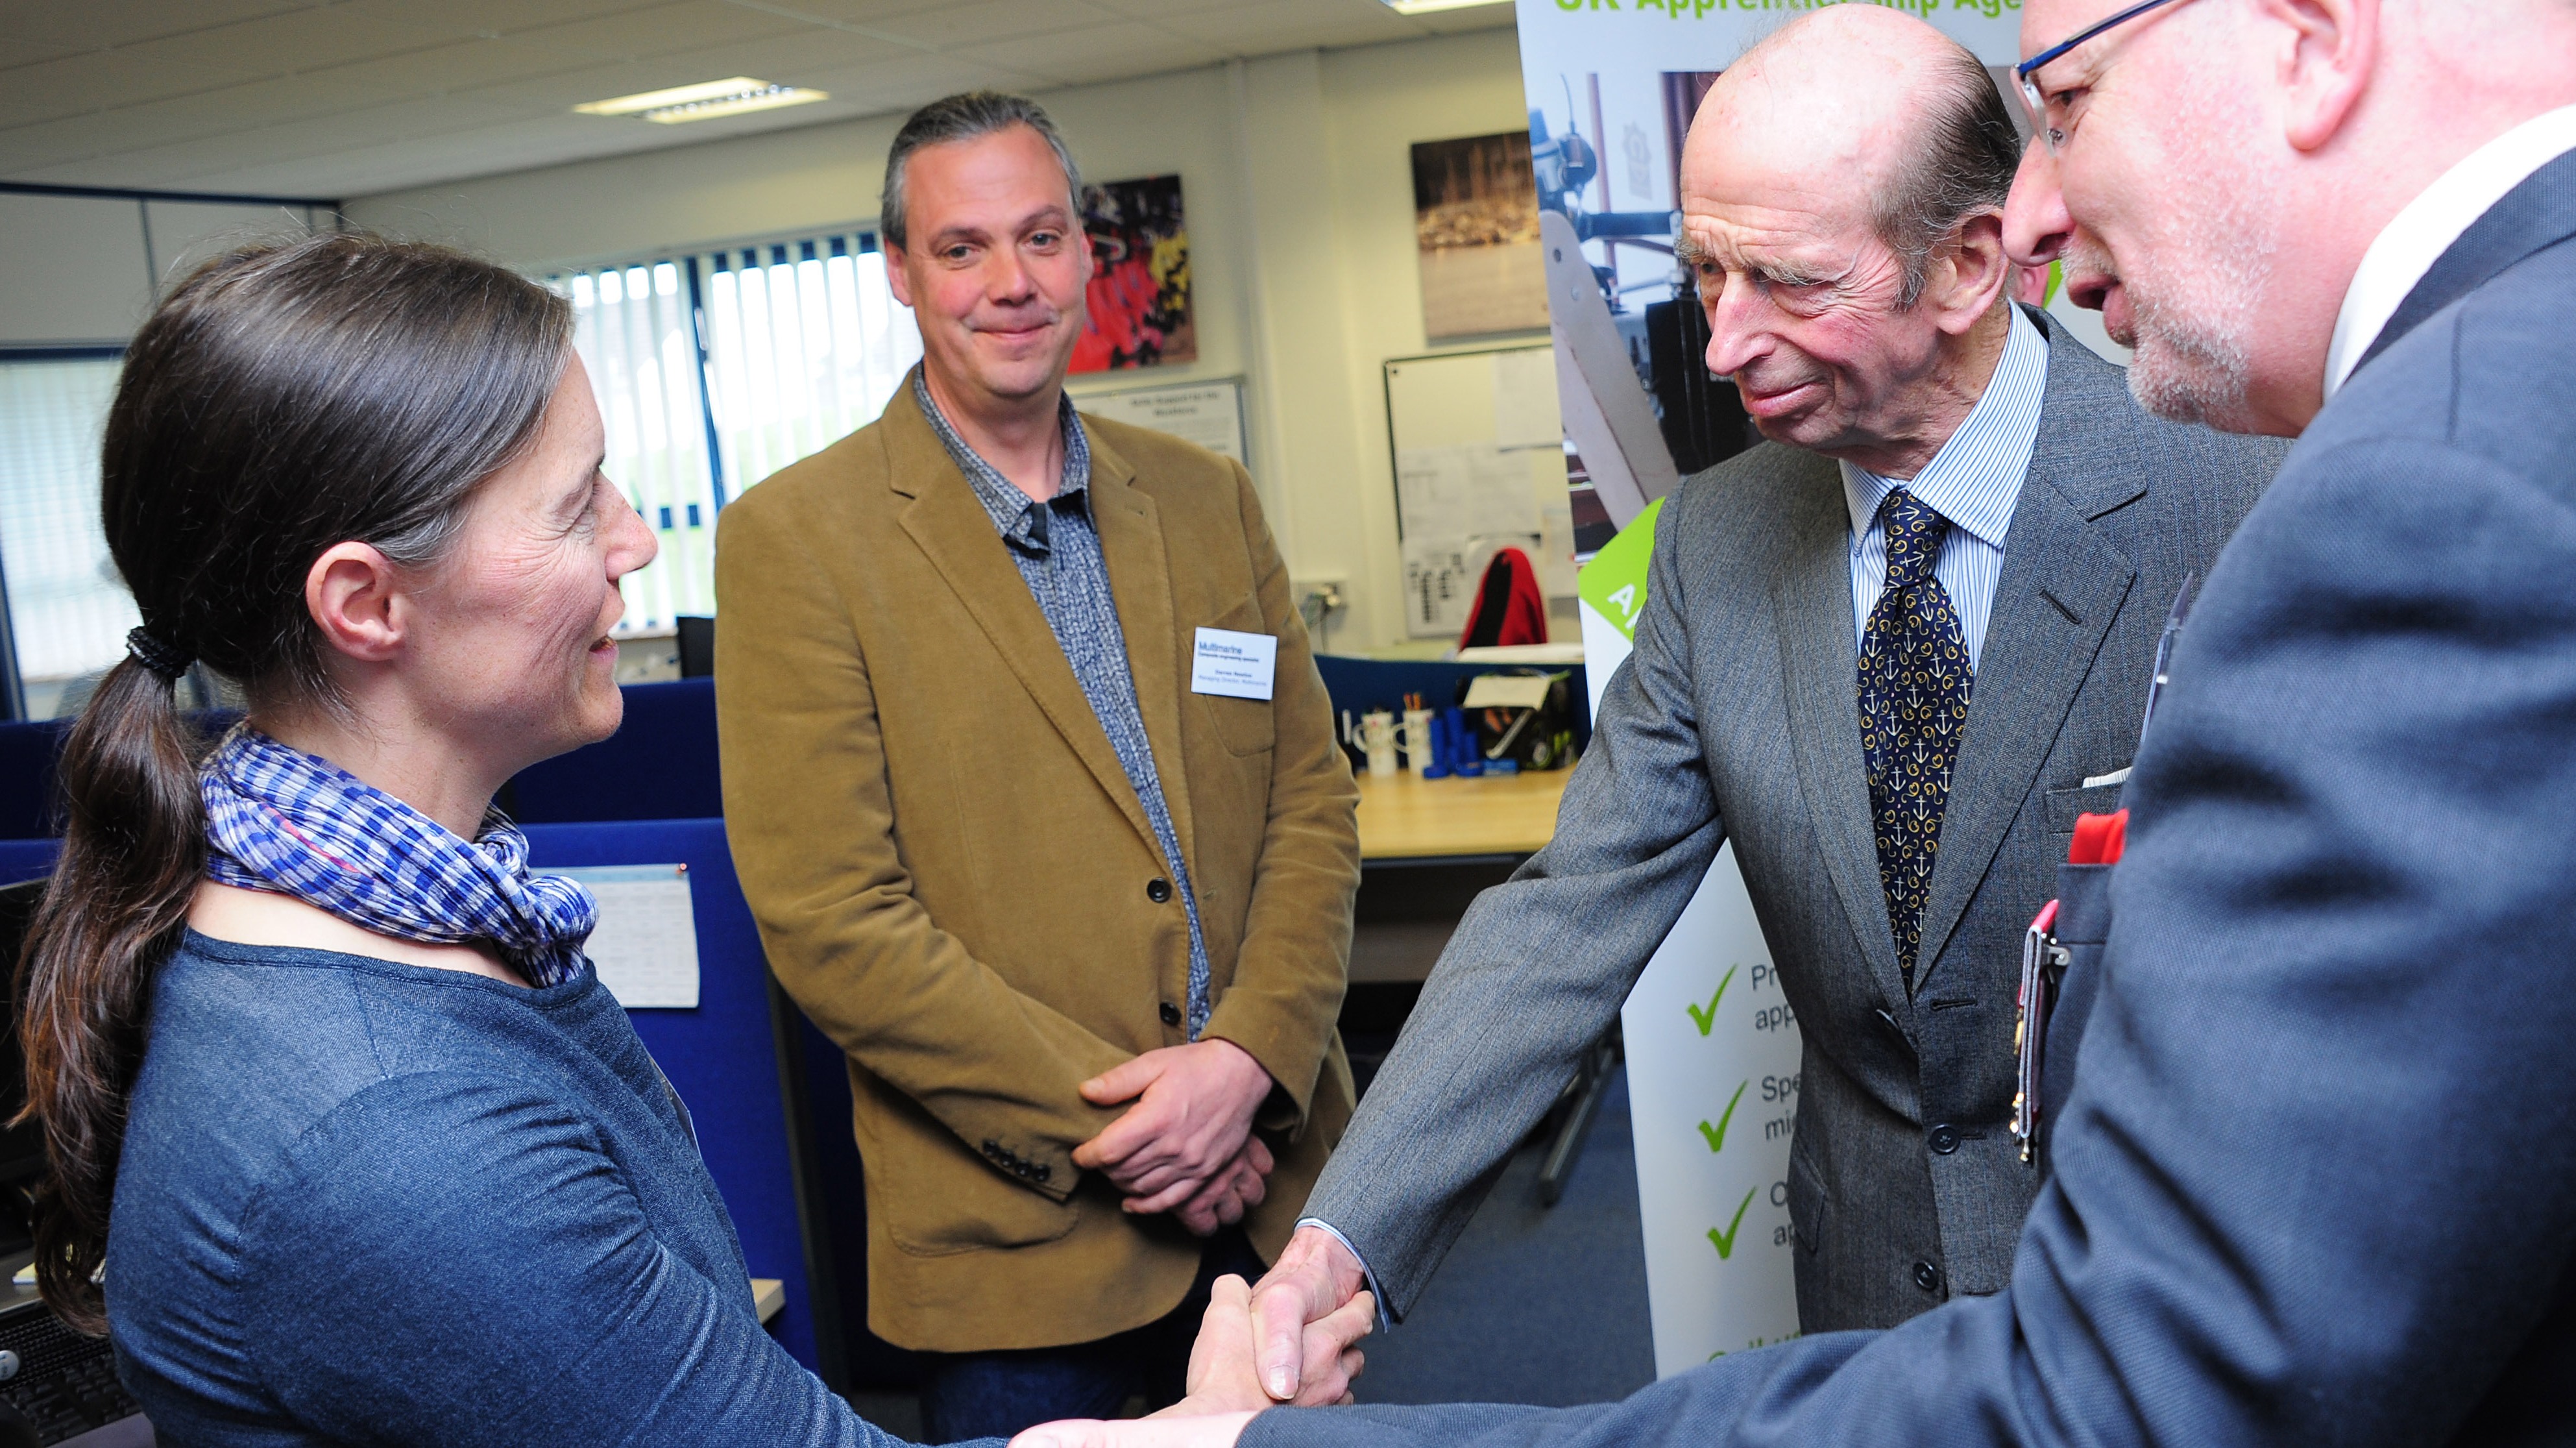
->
xmin=1446 ymin=708 xmax=1482 ymax=778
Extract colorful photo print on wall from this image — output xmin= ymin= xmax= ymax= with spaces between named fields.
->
xmin=1412 ymin=130 xmax=1550 ymax=340
xmin=1073 ymin=174 xmax=1195 ymax=372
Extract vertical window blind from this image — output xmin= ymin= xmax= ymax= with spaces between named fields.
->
xmin=552 ymin=230 xmax=921 ymax=633
xmin=0 ymin=356 xmax=138 ymax=719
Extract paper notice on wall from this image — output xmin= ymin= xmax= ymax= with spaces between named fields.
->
xmin=1492 ymin=348 xmax=1563 ymax=449
xmin=553 ymin=864 xmax=700 ymax=1009
xmin=1397 ymin=444 xmax=1543 ymax=545
xmin=1402 ymin=535 xmax=1503 ymax=639
xmin=1075 ymin=378 xmax=1248 ymax=463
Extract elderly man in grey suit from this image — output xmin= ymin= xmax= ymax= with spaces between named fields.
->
xmin=1017 ymin=0 xmax=2576 ymax=1443
xmin=1235 ymin=1 xmax=2285 ymax=1379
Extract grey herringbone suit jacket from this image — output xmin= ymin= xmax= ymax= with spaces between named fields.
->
xmin=1306 ymin=309 xmax=2284 ymax=1331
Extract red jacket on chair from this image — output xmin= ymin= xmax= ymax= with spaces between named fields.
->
xmin=1457 ymin=546 xmax=1548 ymax=650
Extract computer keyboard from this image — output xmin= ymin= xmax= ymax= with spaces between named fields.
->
xmin=0 ymin=1303 xmax=143 ymax=1446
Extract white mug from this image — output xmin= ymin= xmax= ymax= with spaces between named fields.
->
xmin=1398 ymin=708 xmax=1437 ymax=778
xmin=1359 ymin=710 xmax=1398 ymax=778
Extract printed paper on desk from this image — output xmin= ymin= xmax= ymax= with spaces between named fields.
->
xmin=553 ymin=864 xmax=699 ymax=1009
xmin=1191 ymin=626 xmax=1277 ymax=700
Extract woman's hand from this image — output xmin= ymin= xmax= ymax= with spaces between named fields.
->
xmin=1008 ymin=1410 xmax=1257 ymax=1448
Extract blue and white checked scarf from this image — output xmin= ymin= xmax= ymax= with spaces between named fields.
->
xmin=200 ymin=726 xmax=596 ymax=987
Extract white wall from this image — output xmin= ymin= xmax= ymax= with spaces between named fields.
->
xmin=346 ymin=29 xmax=1537 ymax=651
xmin=0 ymin=193 xmax=326 ymax=347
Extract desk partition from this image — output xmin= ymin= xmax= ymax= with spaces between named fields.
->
xmin=521 ymin=817 xmax=831 ymax=1378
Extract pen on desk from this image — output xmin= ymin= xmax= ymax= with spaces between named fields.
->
xmin=2137 ymin=572 xmax=2197 ymax=746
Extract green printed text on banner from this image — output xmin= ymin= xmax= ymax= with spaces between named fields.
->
xmin=1575 ymin=495 xmax=1664 ymax=642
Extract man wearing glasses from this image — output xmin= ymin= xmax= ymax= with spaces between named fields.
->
xmin=1017 ymin=0 xmax=2576 ymax=1442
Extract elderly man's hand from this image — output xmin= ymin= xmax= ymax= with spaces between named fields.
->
xmin=1248 ymin=1225 xmax=1368 ymax=1401
xmin=1076 ymin=1038 xmax=1276 ymax=1211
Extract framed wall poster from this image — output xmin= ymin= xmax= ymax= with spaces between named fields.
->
xmin=1073 ymin=174 xmax=1195 ymax=372
xmin=1411 ymin=131 xmax=1551 ymax=340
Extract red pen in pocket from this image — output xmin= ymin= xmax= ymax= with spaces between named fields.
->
xmin=2013 ymin=809 xmax=2127 ymax=1164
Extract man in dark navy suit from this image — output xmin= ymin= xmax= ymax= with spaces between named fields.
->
xmin=1012 ymin=0 xmax=2576 ymax=1443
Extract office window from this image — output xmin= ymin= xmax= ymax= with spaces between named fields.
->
xmin=698 ymin=234 xmax=922 ymax=497
xmin=559 ymin=262 xmax=724 ymax=631
xmin=0 ymin=356 xmax=138 ymax=720
xmin=552 ymin=232 xmax=919 ymax=633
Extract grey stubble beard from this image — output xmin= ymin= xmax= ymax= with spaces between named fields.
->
xmin=2086 ymin=153 xmax=2276 ymax=432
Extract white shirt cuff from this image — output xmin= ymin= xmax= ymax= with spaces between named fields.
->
xmin=1294 ymin=1216 xmax=1392 ymax=1332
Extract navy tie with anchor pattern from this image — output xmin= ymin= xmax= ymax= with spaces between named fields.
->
xmin=1857 ymin=487 xmax=1973 ymax=986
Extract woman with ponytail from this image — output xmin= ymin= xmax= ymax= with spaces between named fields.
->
xmin=14 ymin=234 xmax=1365 ymax=1447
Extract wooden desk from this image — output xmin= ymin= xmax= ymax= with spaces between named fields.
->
xmin=1355 ymin=768 xmax=1571 ymax=861
xmin=1350 ymin=769 xmax=1570 ymax=985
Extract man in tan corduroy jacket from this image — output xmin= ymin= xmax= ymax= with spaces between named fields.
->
xmin=714 ymin=92 xmax=1359 ymax=1440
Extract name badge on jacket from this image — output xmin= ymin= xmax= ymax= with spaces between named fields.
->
xmin=1191 ymin=626 xmax=1277 ymax=700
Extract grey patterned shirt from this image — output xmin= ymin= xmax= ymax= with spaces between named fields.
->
xmin=913 ymin=372 xmax=1213 ymax=1037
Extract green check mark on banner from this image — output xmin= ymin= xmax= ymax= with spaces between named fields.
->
xmin=1686 ymin=964 xmax=1738 ymax=1036
xmin=1697 ymin=1080 xmax=1749 ymax=1154
xmin=1707 ymin=1187 xmax=1758 ymax=1260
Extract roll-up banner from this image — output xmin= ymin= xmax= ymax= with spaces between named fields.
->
xmin=1529 ymin=0 xmax=2026 ymax=1377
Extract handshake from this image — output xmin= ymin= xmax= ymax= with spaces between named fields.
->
xmin=1013 ymin=1227 xmax=1374 ymax=1448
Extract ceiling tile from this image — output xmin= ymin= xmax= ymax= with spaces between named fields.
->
xmin=500 ymin=0 xmax=819 ymax=63
xmin=63 ymin=72 xmax=393 ymax=153
xmin=0 ymin=48 xmax=265 ymax=129
xmin=857 ymin=0 xmax=1124 ymax=50
xmin=953 ymin=22 xmax=1222 ymax=87
xmin=118 ymin=7 xmax=461 ymax=75
xmin=1158 ymin=1 xmax=1420 ymax=53
xmin=313 ymin=35 xmax=687 ymax=101
xmin=719 ymin=0 xmax=952 ymax=25
xmin=1087 ymin=0 xmax=1331 ymax=17
xmin=42 ymin=93 xmax=508 ymax=182
xmin=0 ymin=0 xmax=311 ymax=53
xmin=335 ymin=0 xmax=677 ymax=43
xmin=0 ymin=36 xmax=77 ymax=67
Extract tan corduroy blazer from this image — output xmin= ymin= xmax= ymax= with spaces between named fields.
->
xmin=713 ymin=378 xmax=1359 ymax=1353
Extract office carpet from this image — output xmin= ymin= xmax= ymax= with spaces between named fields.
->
xmin=849 ymin=1067 xmax=1656 ymax=1438
xmin=1352 ymin=1066 xmax=1655 ymax=1408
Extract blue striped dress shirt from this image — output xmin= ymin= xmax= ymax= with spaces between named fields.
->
xmin=1839 ymin=303 xmax=2049 ymax=670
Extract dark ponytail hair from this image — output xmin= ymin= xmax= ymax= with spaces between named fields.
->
xmin=14 ymin=234 xmax=574 ymax=1331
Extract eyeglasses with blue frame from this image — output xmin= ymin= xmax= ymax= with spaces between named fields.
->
xmin=2015 ymin=0 xmax=2187 ymax=153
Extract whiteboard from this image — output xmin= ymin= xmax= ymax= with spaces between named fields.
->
xmin=1383 ymin=346 xmax=1575 ymax=638
xmin=1073 ymin=376 xmax=1248 ymax=465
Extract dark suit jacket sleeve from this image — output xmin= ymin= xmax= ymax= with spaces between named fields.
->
xmin=715 ymin=492 xmax=1128 ymax=1199
xmin=1254 ymin=431 xmax=2576 ymax=1445
xmin=1296 ymin=493 xmax=1729 ymax=1318
xmin=1199 ymin=461 xmax=1362 ymax=1129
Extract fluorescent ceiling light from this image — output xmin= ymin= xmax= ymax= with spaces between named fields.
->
xmin=1379 ymin=0 xmax=1512 ymax=12
xmin=575 ymin=77 xmax=828 ymax=125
